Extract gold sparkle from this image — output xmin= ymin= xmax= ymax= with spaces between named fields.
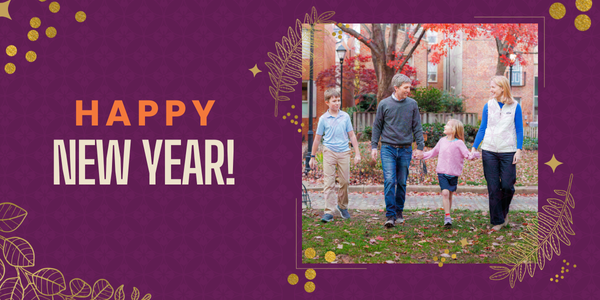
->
xmin=287 ymin=274 xmax=299 ymax=285
xmin=305 ymin=248 xmax=316 ymax=259
xmin=438 ymin=262 xmax=443 ymax=267
xmin=304 ymin=281 xmax=315 ymax=293
xmin=460 ymin=238 xmax=468 ymax=247
xmin=30 ymin=17 xmax=41 ymax=28
xmin=28 ymin=30 xmax=39 ymax=41
xmin=6 ymin=45 xmax=16 ymax=57
xmin=545 ymin=155 xmax=563 ymax=172
xmin=575 ymin=14 xmax=591 ymax=31
xmin=576 ymin=0 xmax=592 ymax=11
xmin=49 ymin=2 xmax=60 ymax=13
xmin=0 ymin=0 xmax=11 ymax=20
xmin=249 ymin=64 xmax=261 ymax=77
xmin=4 ymin=63 xmax=15 ymax=74
xmin=549 ymin=3 xmax=566 ymax=19
xmin=25 ymin=51 xmax=37 ymax=62
xmin=325 ymin=251 xmax=336 ymax=262
xmin=75 ymin=11 xmax=87 ymax=22
xmin=46 ymin=26 xmax=57 ymax=38
xmin=305 ymin=269 xmax=316 ymax=280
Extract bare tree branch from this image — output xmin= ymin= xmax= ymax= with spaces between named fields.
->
xmin=336 ymin=24 xmax=379 ymax=56
xmin=361 ymin=24 xmax=372 ymax=37
xmin=397 ymin=25 xmax=426 ymax=73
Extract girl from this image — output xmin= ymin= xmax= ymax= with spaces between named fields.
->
xmin=423 ymin=119 xmax=480 ymax=227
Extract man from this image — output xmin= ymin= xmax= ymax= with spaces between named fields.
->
xmin=371 ymin=74 xmax=424 ymax=228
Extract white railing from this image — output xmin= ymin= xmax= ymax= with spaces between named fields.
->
xmin=353 ymin=112 xmax=479 ymax=132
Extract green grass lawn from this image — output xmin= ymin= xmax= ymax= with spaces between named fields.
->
xmin=302 ymin=209 xmax=536 ymax=264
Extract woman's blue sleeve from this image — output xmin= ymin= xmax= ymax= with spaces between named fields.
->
xmin=515 ymin=103 xmax=524 ymax=149
xmin=472 ymin=104 xmax=488 ymax=149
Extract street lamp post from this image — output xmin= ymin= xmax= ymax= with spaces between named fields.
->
xmin=336 ymin=44 xmax=347 ymax=108
xmin=509 ymin=53 xmax=517 ymax=88
xmin=304 ymin=24 xmax=315 ymax=175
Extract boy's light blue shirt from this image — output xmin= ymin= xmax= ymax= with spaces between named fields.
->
xmin=316 ymin=110 xmax=353 ymax=153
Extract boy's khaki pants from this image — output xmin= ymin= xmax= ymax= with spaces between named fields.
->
xmin=322 ymin=147 xmax=351 ymax=215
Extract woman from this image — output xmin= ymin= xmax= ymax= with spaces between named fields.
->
xmin=471 ymin=76 xmax=524 ymax=231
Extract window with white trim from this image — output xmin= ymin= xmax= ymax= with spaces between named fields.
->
xmin=428 ymin=61 xmax=437 ymax=82
xmin=302 ymin=81 xmax=317 ymax=118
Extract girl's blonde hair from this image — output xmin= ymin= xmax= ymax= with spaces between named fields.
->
xmin=490 ymin=75 xmax=515 ymax=105
xmin=447 ymin=119 xmax=465 ymax=141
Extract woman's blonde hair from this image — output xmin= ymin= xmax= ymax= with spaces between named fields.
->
xmin=490 ymin=75 xmax=515 ymax=105
xmin=447 ymin=119 xmax=465 ymax=141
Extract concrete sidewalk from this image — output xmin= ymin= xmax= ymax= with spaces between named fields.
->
xmin=304 ymin=191 xmax=538 ymax=211
xmin=303 ymin=182 xmax=538 ymax=194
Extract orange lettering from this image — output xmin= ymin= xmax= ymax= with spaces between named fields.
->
xmin=76 ymin=100 xmax=98 ymax=126
xmin=192 ymin=100 xmax=215 ymax=126
xmin=106 ymin=100 xmax=131 ymax=126
xmin=139 ymin=100 xmax=158 ymax=126
xmin=166 ymin=100 xmax=186 ymax=126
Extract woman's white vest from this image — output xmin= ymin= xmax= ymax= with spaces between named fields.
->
xmin=481 ymin=99 xmax=518 ymax=153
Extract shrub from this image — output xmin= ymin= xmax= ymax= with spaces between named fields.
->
xmin=440 ymin=91 xmax=465 ymax=113
xmin=361 ymin=126 xmax=372 ymax=142
xmin=422 ymin=122 xmax=478 ymax=148
xmin=412 ymin=87 xmax=442 ymax=113
xmin=523 ymin=137 xmax=538 ymax=150
xmin=355 ymin=93 xmax=377 ymax=112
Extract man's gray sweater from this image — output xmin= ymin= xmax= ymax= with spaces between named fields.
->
xmin=370 ymin=95 xmax=425 ymax=150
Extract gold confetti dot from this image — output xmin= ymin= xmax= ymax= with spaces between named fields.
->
xmin=561 ymin=276 xmax=564 ymax=279
xmin=444 ymin=249 xmax=449 ymax=254
xmin=49 ymin=2 xmax=60 ymax=13
xmin=574 ymin=265 xmax=577 ymax=268
xmin=566 ymin=269 xmax=569 ymax=272
xmin=295 ymin=121 xmax=298 ymax=125
xmin=556 ymin=279 xmax=559 ymax=283
xmin=555 ymin=274 xmax=559 ymax=278
xmin=294 ymin=115 xmax=298 ymax=119
xmin=28 ymin=30 xmax=39 ymax=41
xmin=290 ymin=119 xmax=294 ymax=123
xmin=291 ymin=105 xmax=295 ymax=109
xmin=283 ymin=116 xmax=286 ymax=119
xmin=287 ymin=274 xmax=299 ymax=285
xmin=46 ymin=27 xmax=57 ymax=38
xmin=451 ymin=254 xmax=457 ymax=259
xmin=305 ymin=269 xmax=316 ymax=280
xmin=345 ymin=24 xmax=349 ymax=28
xmin=305 ymin=248 xmax=316 ymax=259
xmin=25 ymin=51 xmax=37 ymax=62
xmin=75 ymin=11 xmax=87 ymax=22
xmin=6 ymin=45 xmax=16 ymax=57
xmin=304 ymin=281 xmax=315 ymax=293
xmin=325 ymin=251 xmax=336 ymax=262
xmin=338 ymin=35 xmax=342 ymax=39
xmin=562 ymin=266 xmax=565 ymax=269
xmin=576 ymin=0 xmax=592 ymax=11
xmin=287 ymin=112 xmax=290 ymax=116
xmin=575 ymin=14 xmax=591 ymax=31
xmin=30 ymin=17 xmax=41 ymax=28
xmin=40 ymin=0 xmax=46 ymax=1
xmin=561 ymin=270 xmax=564 ymax=274
xmin=563 ymin=260 xmax=566 ymax=263
xmin=549 ymin=3 xmax=566 ymax=19
xmin=550 ymin=278 xmax=554 ymax=281
xmin=566 ymin=262 xmax=570 ymax=266
xmin=438 ymin=262 xmax=443 ymax=267
xmin=4 ymin=63 xmax=15 ymax=75
xmin=441 ymin=258 xmax=446 ymax=262
xmin=433 ymin=256 xmax=438 ymax=261
xmin=331 ymin=32 xmax=336 ymax=36
xmin=298 ymin=129 xmax=302 ymax=133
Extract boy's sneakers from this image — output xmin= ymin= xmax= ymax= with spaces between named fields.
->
xmin=444 ymin=217 xmax=452 ymax=228
xmin=336 ymin=205 xmax=351 ymax=220
xmin=321 ymin=214 xmax=334 ymax=223
xmin=384 ymin=216 xmax=395 ymax=228
xmin=396 ymin=211 xmax=404 ymax=224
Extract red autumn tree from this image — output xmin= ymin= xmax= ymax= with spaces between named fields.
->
xmin=315 ymin=54 xmax=377 ymax=106
xmin=336 ymin=23 xmax=538 ymax=102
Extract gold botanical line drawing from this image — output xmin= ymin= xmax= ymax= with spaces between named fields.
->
xmin=0 ymin=202 xmax=151 ymax=300
xmin=490 ymin=174 xmax=575 ymax=288
xmin=266 ymin=7 xmax=334 ymax=117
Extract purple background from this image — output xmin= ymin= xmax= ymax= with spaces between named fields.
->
xmin=0 ymin=0 xmax=594 ymax=298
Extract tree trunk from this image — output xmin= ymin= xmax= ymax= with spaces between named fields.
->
xmin=376 ymin=65 xmax=396 ymax=101
xmin=496 ymin=55 xmax=507 ymax=76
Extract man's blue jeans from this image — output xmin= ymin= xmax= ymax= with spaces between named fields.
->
xmin=380 ymin=145 xmax=412 ymax=219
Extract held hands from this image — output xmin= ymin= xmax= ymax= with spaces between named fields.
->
xmin=512 ymin=150 xmax=522 ymax=164
xmin=414 ymin=149 xmax=424 ymax=160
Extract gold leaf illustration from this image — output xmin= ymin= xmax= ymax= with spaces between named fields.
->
xmin=31 ymin=268 xmax=66 ymax=296
xmin=3 ymin=237 xmax=34 ymax=267
xmin=23 ymin=282 xmax=53 ymax=300
xmin=490 ymin=174 xmax=575 ymax=288
xmin=266 ymin=7 xmax=334 ymax=117
xmin=0 ymin=259 xmax=5 ymax=283
xmin=131 ymin=287 xmax=139 ymax=300
xmin=0 ymin=277 xmax=23 ymax=300
xmin=114 ymin=285 xmax=124 ymax=300
xmin=69 ymin=278 xmax=91 ymax=298
xmin=141 ymin=294 xmax=151 ymax=300
xmin=91 ymin=279 xmax=113 ymax=300
xmin=0 ymin=202 xmax=27 ymax=232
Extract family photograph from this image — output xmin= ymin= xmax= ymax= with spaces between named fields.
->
xmin=301 ymin=23 xmax=539 ymax=264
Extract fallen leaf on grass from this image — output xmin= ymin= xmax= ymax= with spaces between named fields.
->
xmin=418 ymin=240 xmax=428 ymax=243
xmin=385 ymin=260 xmax=394 ymax=264
xmin=482 ymin=212 xmax=488 ymax=216
xmin=441 ymin=253 xmax=451 ymax=258
xmin=496 ymin=236 xmax=505 ymax=241
xmin=315 ymin=236 xmax=323 ymax=239
xmin=447 ymin=240 xmax=455 ymax=243
xmin=375 ymin=236 xmax=384 ymax=241
xmin=492 ymin=242 xmax=501 ymax=246
xmin=337 ymin=244 xmax=343 ymax=249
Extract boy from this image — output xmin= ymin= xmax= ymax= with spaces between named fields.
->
xmin=309 ymin=89 xmax=361 ymax=222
